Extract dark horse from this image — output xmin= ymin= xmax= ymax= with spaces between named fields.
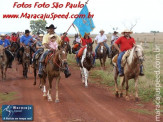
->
xmin=22 ymin=46 xmax=31 ymax=78
xmin=40 ymin=48 xmax=68 ymax=102
xmin=79 ymin=42 xmax=94 ymax=87
xmin=33 ymin=49 xmax=44 ymax=86
xmin=61 ymin=41 xmax=70 ymax=54
xmin=110 ymin=45 xmax=119 ymax=65
xmin=97 ymin=42 xmax=107 ymax=69
xmin=9 ymin=42 xmax=20 ymax=57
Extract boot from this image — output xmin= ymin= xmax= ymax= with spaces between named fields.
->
xmin=139 ymin=65 xmax=144 ymax=76
xmin=64 ymin=64 xmax=71 ymax=78
xmin=38 ymin=63 xmax=44 ymax=78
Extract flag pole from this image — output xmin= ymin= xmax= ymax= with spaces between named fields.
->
xmin=66 ymin=0 xmax=90 ymax=33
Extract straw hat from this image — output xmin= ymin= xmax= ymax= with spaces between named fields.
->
xmin=39 ymin=34 xmax=44 ymax=37
xmin=121 ymin=29 xmax=133 ymax=35
xmin=99 ymin=29 xmax=105 ymax=33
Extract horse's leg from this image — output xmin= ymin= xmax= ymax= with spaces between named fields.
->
xmin=33 ymin=68 xmax=37 ymax=85
xmin=42 ymin=77 xmax=47 ymax=99
xmin=83 ymin=68 xmax=88 ymax=88
xmin=4 ymin=66 xmax=7 ymax=80
xmin=125 ymin=77 xmax=129 ymax=101
xmin=80 ymin=67 xmax=84 ymax=84
xmin=55 ymin=76 xmax=61 ymax=103
xmin=120 ymin=76 xmax=125 ymax=97
xmin=103 ymin=57 xmax=106 ymax=70
xmin=114 ymin=67 xmax=119 ymax=97
xmin=47 ymin=76 xmax=53 ymax=102
xmin=135 ymin=77 xmax=139 ymax=101
xmin=1 ymin=67 xmax=3 ymax=81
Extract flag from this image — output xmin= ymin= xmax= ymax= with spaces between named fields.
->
xmin=73 ymin=5 xmax=95 ymax=37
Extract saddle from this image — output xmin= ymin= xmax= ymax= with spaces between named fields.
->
xmin=112 ymin=50 xmax=131 ymax=67
xmin=35 ymin=49 xmax=44 ymax=60
xmin=45 ymin=51 xmax=55 ymax=64
xmin=77 ymin=47 xmax=86 ymax=58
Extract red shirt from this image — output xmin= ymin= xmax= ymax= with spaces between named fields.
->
xmin=6 ymin=36 xmax=10 ymax=40
xmin=81 ymin=38 xmax=92 ymax=46
xmin=61 ymin=36 xmax=70 ymax=42
xmin=11 ymin=36 xmax=18 ymax=42
xmin=115 ymin=36 xmax=135 ymax=51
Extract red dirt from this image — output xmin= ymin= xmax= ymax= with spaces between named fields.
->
xmin=0 ymin=62 xmax=156 ymax=122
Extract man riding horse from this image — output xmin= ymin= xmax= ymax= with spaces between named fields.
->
xmin=17 ymin=30 xmax=35 ymax=64
xmin=38 ymin=24 xmax=71 ymax=78
xmin=95 ymin=29 xmax=111 ymax=58
xmin=61 ymin=32 xmax=71 ymax=54
xmin=113 ymin=29 xmax=144 ymax=76
xmin=0 ymin=34 xmax=14 ymax=68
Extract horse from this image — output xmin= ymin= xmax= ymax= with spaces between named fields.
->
xmin=9 ymin=42 xmax=20 ymax=57
xmin=113 ymin=44 xmax=144 ymax=101
xmin=0 ymin=45 xmax=9 ymax=81
xmin=61 ymin=41 xmax=69 ymax=53
xmin=79 ymin=42 xmax=94 ymax=87
xmin=33 ymin=48 xmax=44 ymax=86
xmin=97 ymin=42 xmax=107 ymax=69
xmin=40 ymin=48 xmax=68 ymax=102
xmin=22 ymin=46 xmax=31 ymax=78
xmin=110 ymin=45 xmax=119 ymax=65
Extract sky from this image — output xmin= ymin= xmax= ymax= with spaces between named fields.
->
xmin=0 ymin=0 xmax=163 ymax=34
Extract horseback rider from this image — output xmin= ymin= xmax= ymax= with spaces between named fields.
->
xmin=95 ymin=29 xmax=111 ymax=58
xmin=110 ymin=31 xmax=119 ymax=56
xmin=61 ymin=32 xmax=72 ymax=54
xmin=0 ymin=34 xmax=14 ymax=68
xmin=17 ymin=30 xmax=35 ymax=64
xmin=38 ymin=24 xmax=71 ymax=78
xmin=32 ymin=34 xmax=44 ymax=65
xmin=113 ymin=29 xmax=144 ymax=76
xmin=76 ymin=33 xmax=95 ymax=66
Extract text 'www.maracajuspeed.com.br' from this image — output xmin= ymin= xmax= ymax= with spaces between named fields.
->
xmin=3 ymin=12 xmax=94 ymax=20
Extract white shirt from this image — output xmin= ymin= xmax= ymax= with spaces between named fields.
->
xmin=95 ymin=34 xmax=107 ymax=44
xmin=76 ymin=37 xmax=81 ymax=43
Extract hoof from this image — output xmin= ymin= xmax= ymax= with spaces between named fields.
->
xmin=48 ymin=98 xmax=53 ymax=102
xmin=115 ymin=92 xmax=119 ymax=97
xmin=135 ymin=97 xmax=139 ymax=102
xmin=55 ymin=99 xmax=60 ymax=103
xmin=120 ymin=93 xmax=123 ymax=97
xmin=33 ymin=82 xmax=36 ymax=85
xmin=43 ymin=95 xmax=47 ymax=100
xmin=125 ymin=96 xmax=130 ymax=101
xmin=85 ymin=86 xmax=88 ymax=88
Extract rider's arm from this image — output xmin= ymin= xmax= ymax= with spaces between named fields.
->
xmin=113 ymin=43 xmax=121 ymax=53
xmin=114 ymin=38 xmax=121 ymax=53
xmin=43 ymin=43 xmax=50 ymax=49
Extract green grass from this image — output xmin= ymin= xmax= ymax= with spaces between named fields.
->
xmin=127 ymin=108 xmax=154 ymax=115
xmin=0 ymin=92 xmax=19 ymax=104
xmin=0 ymin=108 xmax=2 ymax=117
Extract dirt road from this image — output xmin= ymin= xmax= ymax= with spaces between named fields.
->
xmin=0 ymin=63 xmax=155 ymax=122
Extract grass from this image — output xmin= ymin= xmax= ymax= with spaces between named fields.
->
xmin=127 ymin=108 xmax=154 ymax=115
xmin=0 ymin=92 xmax=19 ymax=117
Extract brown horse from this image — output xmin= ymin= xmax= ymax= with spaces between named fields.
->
xmin=22 ymin=46 xmax=31 ymax=78
xmin=9 ymin=42 xmax=20 ymax=57
xmin=40 ymin=48 xmax=68 ymax=102
xmin=0 ymin=46 xmax=8 ymax=81
xmin=97 ymin=42 xmax=107 ymax=69
xmin=79 ymin=42 xmax=94 ymax=87
xmin=61 ymin=41 xmax=69 ymax=53
xmin=110 ymin=45 xmax=119 ymax=65
xmin=113 ymin=44 xmax=144 ymax=101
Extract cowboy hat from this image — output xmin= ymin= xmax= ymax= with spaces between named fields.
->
xmin=25 ymin=30 xmax=30 ymax=34
xmin=113 ymin=31 xmax=118 ymax=34
xmin=84 ymin=32 xmax=90 ymax=36
xmin=121 ymin=29 xmax=133 ymax=35
xmin=99 ymin=29 xmax=105 ymax=33
xmin=39 ymin=34 xmax=44 ymax=37
xmin=63 ymin=32 xmax=68 ymax=35
xmin=46 ymin=24 xmax=57 ymax=29
xmin=0 ymin=33 xmax=6 ymax=36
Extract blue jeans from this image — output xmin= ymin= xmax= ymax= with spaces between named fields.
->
xmin=117 ymin=51 xmax=126 ymax=73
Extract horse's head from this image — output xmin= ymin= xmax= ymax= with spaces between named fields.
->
xmin=61 ymin=41 xmax=68 ymax=52
xmin=86 ymin=41 xmax=94 ymax=58
xmin=0 ymin=46 xmax=5 ymax=58
xmin=57 ymin=47 xmax=68 ymax=69
xmin=134 ymin=43 xmax=144 ymax=63
xmin=24 ymin=46 xmax=30 ymax=58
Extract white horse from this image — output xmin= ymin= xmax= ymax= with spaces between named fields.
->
xmin=79 ymin=42 xmax=94 ymax=87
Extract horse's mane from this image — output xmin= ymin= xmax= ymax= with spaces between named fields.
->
xmin=127 ymin=44 xmax=143 ymax=65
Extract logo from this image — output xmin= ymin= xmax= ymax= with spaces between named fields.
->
xmin=2 ymin=105 xmax=33 ymax=121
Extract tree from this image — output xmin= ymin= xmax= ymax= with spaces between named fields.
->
xmin=30 ymin=20 xmax=47 ymax=35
